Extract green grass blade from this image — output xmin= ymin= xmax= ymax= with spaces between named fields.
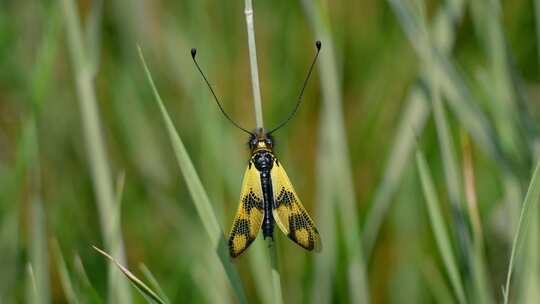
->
xmin=389 ymin=0 xmax=501 ymax=163
xmin=363 ymin=90 xmax=430 ymax=257
xmin=469 ymin=0 xmax=523 ymax=164
xmin=93 ymin=247 xmax=167 ymax=304
xmin=301 ymin=1 xmax=369 ymax=302
xmin=417 ymin=2 xmax=472 ymax=295
xmin=52 ymin=241 xmax=79 ymax=304
xmin=521 ymin=210 xmax=540 ymax=302
xmin=503 ymin=160 xmax=540 ymax=304
xmin=422 ymin=261 xmax=455 ymax=304
xmin=247 ymin=238 xmax=274 ymax=304
xmin=84 ymin=0 xmax=103 ymax=78
xmin=364 ymin=0 xmax=466 ymax=258
xmin=26 ymin=264 xmax=38 ymax=304
xmin=0 ymin=209 xmax=19 ymax=301
xmin=25 ymin=118 xmax=50 ymax=304
xmin=60 ymin=0 xmax=131 ymax=302
xmin=267 ymin=239 xmax=283 ymax=304
xmin=416 ymin=149 xmax=467 ymax=304
xmin=139 ymin=264 xmax=171 ymax=304
xmin=138 ymin=47 xmax=247 ymax=304
xmin=191 ymin=251 xmax=231 ymax=304
xmin=73 ymin=255 xmax=103 ymax=304
xmin=29 ymin=197 xmax=49 ymax=304
xmin=461 ymin=132 xmax=493 ymax=304
xmin=23 ymin=3 xmax=63 ymax=302
xmin=536 ymin=0 xmax=540 ymax=69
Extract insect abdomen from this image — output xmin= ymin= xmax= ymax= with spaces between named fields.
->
xmin=260 ymin=170 xmax=274 ymax=239
xmin=252 ymin=150 xmax=275 ymax=239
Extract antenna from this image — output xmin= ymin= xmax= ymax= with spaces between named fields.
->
xmin=191 ymin=48 xmax=253 ymax=135
xmin=268 ymin=40 xmax=322 ymax=134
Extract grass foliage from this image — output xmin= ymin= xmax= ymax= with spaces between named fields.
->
xmin=1 ymin=0 xmax=539 ymax=303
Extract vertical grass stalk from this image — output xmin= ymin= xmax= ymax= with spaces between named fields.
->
xmin=363 ymin=0 xmax=466 ymax=258
xmin=60 ymin=0 xmax=131 ymax=302
xmin=24 ymin=4 xmax=62 ymax=302
xmin=461 ymin=132 xmax=493 ymax=304
xmin=244 ymin=0 xmax=264 ymax=129
xmin=244 ymin=1 xmax=283 ymax=302
xmin=301 ymin=1 xmax=369 ymax=302
xmin=27 ymin=119 xmax=50 ymax=304
xmin=416 ymin=150 xmax=467 ymax=304
xmin=417 ymin=0 xmax=472 ymax=296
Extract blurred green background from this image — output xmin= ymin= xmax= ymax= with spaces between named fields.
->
xmin=1 ymin=0 xmax=540 ymax=303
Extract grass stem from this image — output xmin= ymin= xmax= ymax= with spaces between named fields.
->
xmin=244 ymin=0 xmax=264 ymax=129
xmin=266 ymin=238 xmax=283 ymax=304
xmin=243 ymin=1 xmax=283 ymax=301
xmin=60 ymin=0 xmax=131 ymax=302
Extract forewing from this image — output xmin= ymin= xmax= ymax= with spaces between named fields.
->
xmin=271 ymin=159 xmax=321 ymax=252
xmin=228 ymin=162 xmax=264 ymax=258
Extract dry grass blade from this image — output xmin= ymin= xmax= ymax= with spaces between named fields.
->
xmin=138 ymin=47 xmax=247 ymax=304
xmin=93 ymin=246 xmax=167 ymax=304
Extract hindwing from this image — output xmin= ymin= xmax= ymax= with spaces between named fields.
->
xmin=270 ymin=159 xmax=321 ymax=252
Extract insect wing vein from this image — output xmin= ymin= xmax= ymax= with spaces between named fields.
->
xmin=228 ymin=162 xmax=264 ymax=257
xmin=270 ymin=159 xmax=321 ymax=252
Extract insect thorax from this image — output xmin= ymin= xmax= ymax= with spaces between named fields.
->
xmin=252 ymin=150 xmax=274 ymax=172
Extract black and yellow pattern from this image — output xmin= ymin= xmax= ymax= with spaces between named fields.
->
xmin=271 ymin=160 xmax=322 ymax=252
xmin=228 ymin=162 xmax=264 ymax=257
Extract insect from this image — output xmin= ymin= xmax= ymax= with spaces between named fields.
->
xmin=191 ymin=41 xmax=322 ymax=258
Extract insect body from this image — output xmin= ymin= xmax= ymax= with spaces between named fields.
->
xmin=191 ymin=41 xmax=322 ymax=258
xmin=228 ymin=130 xmax=322 ymax=257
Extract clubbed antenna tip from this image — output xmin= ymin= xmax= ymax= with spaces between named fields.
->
xmin=190 ymin=47 xmax=252 ymax=135
xmin=268 ymin=40 xmax=322 ymax=134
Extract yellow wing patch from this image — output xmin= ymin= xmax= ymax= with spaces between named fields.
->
xmin=228 ymin=162 xmax=264 ymax=258
xmin=271 ymin=159 xmax=322 ymax=252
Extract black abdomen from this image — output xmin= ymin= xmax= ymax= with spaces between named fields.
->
xmin=252 ymin=150 xmax=275 ymax=239
xmin=260 ymin=170 xmax=274 ymax=239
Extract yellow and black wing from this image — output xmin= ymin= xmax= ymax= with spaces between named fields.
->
xmin=271 ymin=159 xmax=321 ymax=252
xmin=228 ymin=162 xmax=264 ymax=258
